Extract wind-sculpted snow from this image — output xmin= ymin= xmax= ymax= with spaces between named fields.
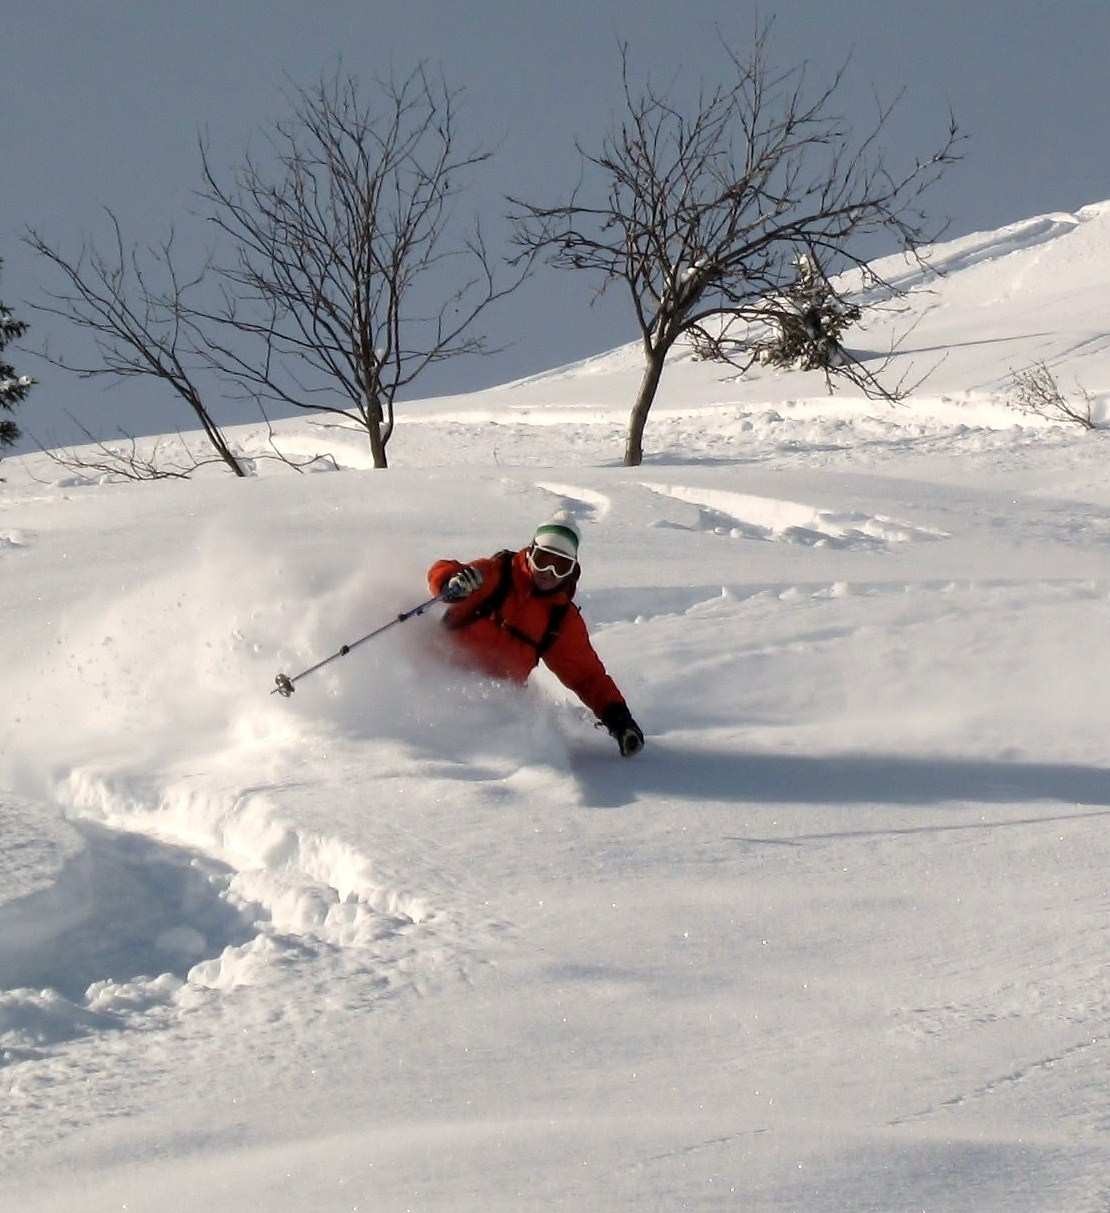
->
xmin=533 ymin=480 xmax=612 ymax=522
xmin=640 ymin=482 xmax=950 ymax=549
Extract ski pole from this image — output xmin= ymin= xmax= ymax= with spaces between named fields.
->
xmin=271 ymin=593 xmax=445 ymax=697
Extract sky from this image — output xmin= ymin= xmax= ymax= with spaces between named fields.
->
xmin=5 ymin=0 xmax=1110 ymax=452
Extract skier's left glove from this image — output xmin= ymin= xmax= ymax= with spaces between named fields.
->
xmin=600 ymin=703 xmax=645 ymax=758
xmin=442 ymin=565 xmax=484 ymax=602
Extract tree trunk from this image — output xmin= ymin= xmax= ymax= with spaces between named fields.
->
xmin=214 ymin=438 xmax=248 ymax=477
xmin=366 ymin=421 xmax=388 ymax=468
xmin=192 ymin=400 xmax=247 ymax=477
xmin=360 ymin=391 xmax=388 ymax=468
xmin=624 ymin=348 xmax=666 ymax=467
xmin=366 ymin=417 xmax=388 ymax=468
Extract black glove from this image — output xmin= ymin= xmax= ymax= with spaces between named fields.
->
xmin=442 ymin=565 xmax=484 ymax=602
xmin=600 ymin=703 xmax=645 ymax=758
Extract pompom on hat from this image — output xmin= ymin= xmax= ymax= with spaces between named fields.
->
xmin=532 ymin=511 xmax=580 ymax=560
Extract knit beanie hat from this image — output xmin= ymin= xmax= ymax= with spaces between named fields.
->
xmin=532 ymin=511 xmax=581 ymax=559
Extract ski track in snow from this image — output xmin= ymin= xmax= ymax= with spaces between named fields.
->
xmin=0 ymin=821 xmax=254 ymax=1004
xmin=887 ymin=1036 xmax=1109 ymax=1129
xmin=0 ymin=762 xmax=489 ymax=1148
xmin=639 ymin=482 xmax=950 ymax=549
xmin=0 ymin=822 xmax=256 ymax=1059
xmin=856 ymin=212 xmax=1085 ymax=301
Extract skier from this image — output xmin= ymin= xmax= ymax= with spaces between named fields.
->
xmin=427 ymin=513 xmax=645 ymax=757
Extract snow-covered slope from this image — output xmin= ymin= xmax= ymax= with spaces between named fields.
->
xmin=3 ymin=203 xmax=1110 ymax=1211
xmin=425 ymin=199 xmax=1110 ymax=425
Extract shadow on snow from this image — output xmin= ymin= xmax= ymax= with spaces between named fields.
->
xmin=569 ymin=742 xmax=1110 ymax=815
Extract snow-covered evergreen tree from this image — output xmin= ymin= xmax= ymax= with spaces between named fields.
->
xmin=758 ymin=252 xmax=861 ymax=372
xmin=0 ymin=261 xmax=33 ymax=448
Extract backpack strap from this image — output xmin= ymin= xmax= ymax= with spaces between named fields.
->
xmin=535 ymin=602 xmax=571 ymax=659
xmin=470 ymin=550 xmax=515 ymax=621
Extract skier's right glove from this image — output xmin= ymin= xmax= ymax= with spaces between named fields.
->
xmin=600 ymin=703 xmax=645 ymax=758
xmin=442 ymin=565 xmax=484 ymax=602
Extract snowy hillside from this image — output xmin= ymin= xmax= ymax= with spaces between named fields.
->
xmin=4 ymin=203 xmax=1110 ymax=1211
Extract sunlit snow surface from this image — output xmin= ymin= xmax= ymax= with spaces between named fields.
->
xmin=4 ymin=205 xmax=1110 ymax=1210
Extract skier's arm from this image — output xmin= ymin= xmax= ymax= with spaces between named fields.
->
xmin=542 ymin=606 xmax=626 ymax=720
xmin=428 ymin=556 xmax=500 ymax=605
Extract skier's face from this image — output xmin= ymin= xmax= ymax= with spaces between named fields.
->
xmin=527 ymin=543 xmax=576 ymax=592
xmin=530 ymin=564 xmax=563 ymax=592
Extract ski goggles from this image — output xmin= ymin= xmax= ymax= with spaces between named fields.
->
xmin=528 ymin=542 xmax=577 ymax=578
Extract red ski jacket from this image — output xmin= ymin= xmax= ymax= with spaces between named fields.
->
xmin=427 ymin=549 xmax=625 ymax=720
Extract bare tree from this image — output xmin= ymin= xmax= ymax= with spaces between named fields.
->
xmin=197 ymin=63 xmax=529 ymax=468
xmin=27 ymin=64 xmax=523 ymax=476
xmin=1010 ymin=361 xmax=1098 ymax=430
xmin=25 ymin=216 xmax=249 ymax=476
xmin=509 ymin=31 xmax=962 ymax=465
